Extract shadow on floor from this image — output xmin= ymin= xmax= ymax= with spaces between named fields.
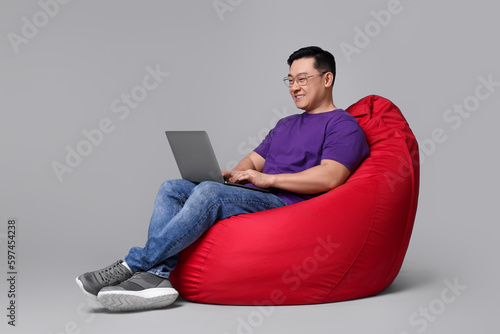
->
xmin=379 ymin=267 xmax=438 ymax=296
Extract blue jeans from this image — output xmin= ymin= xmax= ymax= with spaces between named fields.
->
xmin=125 ymin=180 xmax=287 ymax=278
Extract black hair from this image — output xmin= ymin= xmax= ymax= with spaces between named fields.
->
xmin=287 ymin=46 xmax=336 ymax=85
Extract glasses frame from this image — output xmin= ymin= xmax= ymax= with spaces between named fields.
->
xmin=283 ymin=72 xmax=327 ymax=87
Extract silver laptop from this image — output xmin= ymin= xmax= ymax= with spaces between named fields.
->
xmin=165 ymin=131 xmax=269 ymax=193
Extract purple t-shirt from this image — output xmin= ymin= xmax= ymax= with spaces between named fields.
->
xmin=253 ymin=109 xmax=369 ymax=205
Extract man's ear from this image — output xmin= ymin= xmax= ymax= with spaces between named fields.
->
xmin=324 ymin=72 xmax=334 ymax=88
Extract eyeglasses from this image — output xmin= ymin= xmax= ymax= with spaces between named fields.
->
xmin=283 ymin=72 xmax=327 ymax=87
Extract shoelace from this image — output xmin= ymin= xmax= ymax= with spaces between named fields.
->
xmin=97 ymin=262 xmax=129 ymax=283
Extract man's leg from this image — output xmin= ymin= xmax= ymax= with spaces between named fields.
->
xmin=125 ymin=180 xmax=287 ymax=276
xmin=99 ymin=181 xmax=286 ymax=311
xmin=75 ymin=179 xmax=197 ymax=300
xmin=125 ymin=179 xmax=198 ymax=276
xmin=77 ymin=180 xmax=286 ymax=310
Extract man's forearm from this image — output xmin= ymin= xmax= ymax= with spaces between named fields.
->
xmin=228 ymin=159 xmax=351 ymax=194
xmin=222 ymin=152 xmax=264 ymax=180
xmin=232 ymin=155 xmax=257 ymax=172
xmin=268 ymin=160 xmax=350 ymax=194
xmin=232 ymin=152 xmax=265 ymax=172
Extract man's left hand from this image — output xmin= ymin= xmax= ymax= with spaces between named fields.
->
xmin=227 ymin=170 xmax=274 ymax=189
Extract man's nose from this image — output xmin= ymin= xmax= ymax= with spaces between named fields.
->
xmin=290 ymin=79 xmax=301 ymax=90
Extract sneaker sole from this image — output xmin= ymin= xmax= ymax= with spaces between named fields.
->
xmin=75 ymin=277 xmax=98 ymax=301
xmin=97 ymin=288 xmax=179 ymax=311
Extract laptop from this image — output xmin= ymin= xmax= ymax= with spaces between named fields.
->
xmin=165 ymin=131 xmax=270 ymax=193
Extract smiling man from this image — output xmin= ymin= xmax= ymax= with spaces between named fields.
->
xmin=226 ymin=46 xmax=369 ymax=204
xmin=76 ymin=46 xmax=369 ymax=312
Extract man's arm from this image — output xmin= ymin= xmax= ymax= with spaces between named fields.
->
xmin=226 ymin=158 xmax=350 ymax=194
xmin=221 ymin=151 xmax=265 ymax=179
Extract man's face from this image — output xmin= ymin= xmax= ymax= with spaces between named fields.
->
xmin=288 ymin=57 xmax=327 ymax=112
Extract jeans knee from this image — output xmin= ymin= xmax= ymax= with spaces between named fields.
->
xmin=192 ymin=181 xmax=225 ymax=201
xmin=158 ymin=179 xmax=193 ymax=196
xmin=159 ymin=179 xmax=176 ymax=193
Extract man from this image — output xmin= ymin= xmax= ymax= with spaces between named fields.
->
xmin=76 ymin=46 xmax=369 ymax=311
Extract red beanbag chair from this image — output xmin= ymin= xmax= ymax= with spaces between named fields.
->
xmin=170 ymin=95 xmax=419 ymax=305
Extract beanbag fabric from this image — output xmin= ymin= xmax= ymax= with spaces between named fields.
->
xmin=170 ymin=95 xmax=419 ymax=305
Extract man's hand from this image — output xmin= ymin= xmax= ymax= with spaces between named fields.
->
xmin=221 ymin=170 xmax=233 ymax=180
xmin=221 ymin=151 xmax=268 ymax=186
xmin=223 ymin=170 xmax=274 ymax=188
xmin=223 ymin=153 xmax=350 ymax=194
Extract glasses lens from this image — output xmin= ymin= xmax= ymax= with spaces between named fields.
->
xmin=297 ymin=76 xmax=307 ymax=86
xmin=283 ymin=77 xmax=292 ymax=87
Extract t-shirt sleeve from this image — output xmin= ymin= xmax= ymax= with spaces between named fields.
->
xmin=322 ymin=118 xmax=370 ymax=172
xmin=254 ymin=131 xmax=271 ymax=159
xmin=253 ymin=120 xmax=280 ymax=159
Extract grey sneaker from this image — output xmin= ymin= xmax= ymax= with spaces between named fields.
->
xmin=97 ymin=272 xmax=179 ymax=312
xmin=75 ymin=260 xmax=133 ymax=300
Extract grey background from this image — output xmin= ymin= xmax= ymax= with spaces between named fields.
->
xmin=1 ymin=0 xmax=498 ymax=333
